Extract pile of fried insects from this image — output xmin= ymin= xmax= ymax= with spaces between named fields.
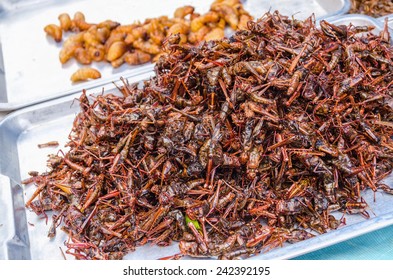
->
xmin=25 ymin=11 xmax=393 ymax=260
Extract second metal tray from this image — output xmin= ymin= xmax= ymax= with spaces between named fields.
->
xmin=0 ymin=0 xmax=351 ymax=111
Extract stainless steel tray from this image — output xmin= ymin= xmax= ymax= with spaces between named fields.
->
xmin=1 ymin=68 xmax=392 ymax=260
xmin=0 ymin=0 xmax=350 ymax=111
xmin=0 ymin=0 xmax=214 ymax=111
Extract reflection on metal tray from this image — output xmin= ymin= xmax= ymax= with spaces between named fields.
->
xmin=244 ymin=0 xmax=350 ymax=21
xmin=0 ymin=69 xmax=392 ymax=260
xmin=378 ymin=14 xmax=393 ymax=29
xmin=323 ymin=14 xmax=385 ymax=31
xmin=0 ymin=0 xmax=350 ymax=111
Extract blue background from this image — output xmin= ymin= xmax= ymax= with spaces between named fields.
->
xmin=293 ymin=225 xmax=393 ymax=260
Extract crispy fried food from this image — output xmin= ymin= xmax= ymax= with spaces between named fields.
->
xmin=88 ymin=45 xmax=106 ymax=62
xmin=58 ymin=13 xmax=72 ymax=31
xmin=124 ymin=50 xmax=151 ymax=65
xmin=74 ymin=47 xmax=92 ymax=65
xmin=350 ymin=0 xmax=393 ymax=17
xmin=174 ymin=5 xmax=195 ymax=19
xmin=203 ymin=27 xmax=225 ymax=41
xmin=133 ymin=39 xmax=161 ymax=55
xmin=44 ymin=24 xmax=62 ymax=42
xmin=211 ymin=2 xmax=239 ymax=29
xmin=70 ymin=67 xmax=101 ymax=82
xmin=167 ymin=22 xmax=190 ymax=36
xmin=191 ymin=11 xmax=220 ymax=32
xmin=59 ymin=33 xmax=84 ymax=64
xmin=46 ymin=0 xmax=252 ymax=82
xmin=106 ymin=41 xmax=127 ymax=62
xmin=238 ymin=14 xmax=253 ymax=30
xmin=72 ymin=11 xmax=93 ymax=31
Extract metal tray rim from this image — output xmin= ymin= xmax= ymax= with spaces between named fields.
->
xmin=317 ymin=0 xmax=351 ymax=20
